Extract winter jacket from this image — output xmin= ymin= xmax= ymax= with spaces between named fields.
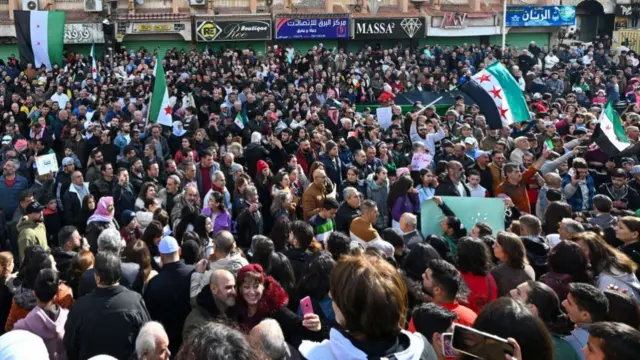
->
xmin=283 ymin=247 xmax=312 ymax=282
xmin=77 ymin=262 xmax=144 ymax=297
xmin=63 ymin=285 xmax=150 ymax=360
xmin=320 ymin=153 xmax=344 ymax=190
xmin=390 ymin=193 xmax=420 ymax=223
xmin=299 ymin=328 xmax=438 ymax=360
xmin=520 ymin=235 xmax=550 ymax=279
xmin=302 ymin=183 xmax=326 ymax=221
xmin=85 ymin=219 xmax=119 ymax=254
xmin=195 ymin=160 xmax=220 ymax=198
xmin=89 ymin=176 xmax=114 ymax=202
xmin=595 ymin=267 xmax=640 ymax=301
xmin=14 ymin=306 xmax=69 ymax=360
xmin=143 ymin=260 xmax=194 ymax=355
xmin=335 ymin=202 xmax=361 ymax=234
xmin=183 ymin=285 xmax=240 ymax=339
xmin=435 ymin=178 xmax=471 ymax=198
xmin=51 ymin=248 xmax=76 ymax=284
xmin=236 ymin=205 xmax=264 ymax=250
xmin=189 ymin=254 xmax=249 ymax=299
xmin=16 ymin=216 xmax=49 ymax=263
xmin=62 ymin=183 xmax=89 ymax=229
xmin=366 ymin=174 xmax=390 ymax=229
xmin=5 ymin=283 xmax=73 ymax=332
xmin=113 ymin=183 xmax=136 ymax=224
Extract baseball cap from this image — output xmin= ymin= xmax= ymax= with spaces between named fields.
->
xmin=121 ymin=210 xmax=136 ymax=226
xmin=158 ymin=236 xmax=180 ymax=255
xmin=464 ymin=137 xmax=478 ymax=146
xmin=1 ymin=135 xmax=10 ymax=145
xmin=62 ymin=157 xmax=75 ymax=167
xmin=26 ymin=201 xmax=44 ymax=214
xmin=622 ymin=157 xmax=636 ymax=165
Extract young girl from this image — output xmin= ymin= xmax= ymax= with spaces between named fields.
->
xmin=416 ymin=169 xmax=438 ymax=204
xmin=202 ymin=191 xmax=231 ymax=236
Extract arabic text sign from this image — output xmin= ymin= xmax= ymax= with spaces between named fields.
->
xmin=35 ymin=154 xmax=58 ymax=176
xmin=275 ymin=17 xmax=349 ymax=40
xmin=506 ymin=6 xmax=576 ymax=27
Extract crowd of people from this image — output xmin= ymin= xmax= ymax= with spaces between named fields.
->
xmin=0 ymin=37 xmax=639 ymax=360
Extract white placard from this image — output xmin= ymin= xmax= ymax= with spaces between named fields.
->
xmin=35 ymin=154 xmax=59 ymax=176
xmin=376 ymin=106 xmax=393 ymax=130
xmin=411 ymin=153 xmax=433 ymax=171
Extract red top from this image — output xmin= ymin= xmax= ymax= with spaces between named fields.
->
xmin=460 ymin=272 xmax=498 ymax=315
xmin=5 ymin=178 xmax=14 ymax=187
xmin=407 ymin=301 xmax=478 ymax=333
xmin=200 ymin=165 xmax=212 ymax=194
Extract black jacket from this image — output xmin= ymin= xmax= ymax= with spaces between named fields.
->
xmin=237 ymin=206 xmax=264 ymax=249
xmin=78 ymin=261 xmax=144 ymax=297
xmin=183 ymin=284 xmax=239 ymax=339
xmin=63 ymin=285 xmax=150 ymax=360
xmin=403 ymin=230 xmax=424 ymax=249
xmin=90 ymin=176 xmax=115 ymax=202
xmin=143 ymin=260 xmax=195 ymax=355
xmin=597 ymin=184 xmax=640 ymax=212
xmin=245 ymin=142 xmax=270 ymax=179
xmin=435 ymin=177 xmax=471 ymax=197
xmin=51 ymin=247 xmax=76 ymax=284
xmin=335 ymin=202 xmax=361 ymax=234
xmin=113 ymin=183 xmax=136 ymax=224
xmin=282 ymin=247 xmax=310 ymax=281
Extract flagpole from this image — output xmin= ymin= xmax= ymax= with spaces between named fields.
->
xmin=501 ymin=0 xmax=507 ymax=53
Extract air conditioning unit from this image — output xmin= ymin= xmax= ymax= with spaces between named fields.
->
xmin=84 ymin=0 xmax=103 ymax=12
xmin=190 ymin=0 xmax=205 ymax=6
xmin=22 ymin=0 xmax=38 ymax=10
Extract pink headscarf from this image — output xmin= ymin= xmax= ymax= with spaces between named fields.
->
xmin=87 ymin=196 xmax=114 ymax=224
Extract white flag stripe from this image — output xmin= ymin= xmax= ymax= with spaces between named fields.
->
xmin=471 ymin=70 xmax=514 ymax=126
xmin=600 ymin=112 xmax=630 ymax=151
xmin=30 ymin=11 xmax=52 ymax=70
xmin=158 ymin=90 xmax=172 ymax=126
xmin=91 ymin=43 xmax=97 ymax=80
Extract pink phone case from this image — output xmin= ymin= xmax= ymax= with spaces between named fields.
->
xmin=300 ymin=296 xmax=314 ymax=316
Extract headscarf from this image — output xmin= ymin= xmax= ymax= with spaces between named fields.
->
xmin=172 ymin=121 xmax=186 ymax=137
xmin=87 ymin=196 xmax=114 ymax=224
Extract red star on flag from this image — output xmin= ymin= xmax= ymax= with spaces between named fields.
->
xmin=477 ymin=74 xmax=491 ymax=83
xmin=605 ymin=124 xmax=612 ymax=131
xmin=164 ymin=105 xmax=171 ymax=115
xmin=498 ymin=105 xmax=509 ymax=118
xmin=92 ymin=68 xmax=97 ymax=73
xmin=489 ymin=86 xmax=503 ymax=99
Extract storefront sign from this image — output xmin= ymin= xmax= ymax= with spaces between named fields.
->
xmin=196 ymin=20 xmax=272 ymax=42
xmin=615 ymin=5 xmax=633 ymax=16
xmin=64 ymin=24 xmax=104 ymax=44
xmin=615 ymin=16 xmax=629 ymax=30
xmin=132 ymin=23 xmax=184 ymax=33
xmin=275 ymin=17 xmax=348 ymax=40
xmin=506 ymin=6 xmax=576 ymax=27
xmin=441 ymin=13 xmax=467 ymax=29
xmin=353 ymin=18 xmax=425 ymax=39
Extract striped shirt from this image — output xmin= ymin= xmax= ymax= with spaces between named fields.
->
xmin=309 ymin=214 xmax=334 ymax=243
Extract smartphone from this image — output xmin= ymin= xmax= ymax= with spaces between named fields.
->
xmin=300 ymin=296 xmax=314 ymax=316
xmin=442 ymin=333 xmax=458 ymax=358
xmin=451 ymin=324 xmax=514 ymax=360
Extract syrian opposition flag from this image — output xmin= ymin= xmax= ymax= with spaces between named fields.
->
xmin=148 ymin=59 xmax=172 ymax=127
xmin=90 ymin=42 xmax=97 ymax=80
xmin=234 ymin=112 xmax=248 ymax=130
xmin=14 ymin=11 xmax=65 ymax=71
xmin=594 ymin=102 xmax=631 ymax=156
xmin=462 ymin=62 xmax=530 ymax=129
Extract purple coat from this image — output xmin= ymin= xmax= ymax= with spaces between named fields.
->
xmin=391 ymin=193 xmax=420 ymax=222
xmin=202 ymin=208 xmax=232 ymax=235
xmin=14 ymin=306 xmax=68 ymax=360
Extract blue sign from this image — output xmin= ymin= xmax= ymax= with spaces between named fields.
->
xmin=506 ymin=6 xmax=576 ymax=27
xmin=275 ymin=17 xmax=349 ymax=40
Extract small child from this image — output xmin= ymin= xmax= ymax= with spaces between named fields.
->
xmin=466 ymin=170 xmax=488 ymax=198
xmin=64 ymin=146 xmax=82 ymax=169
xmin=43 ymin=195 xmax=61 ymax=249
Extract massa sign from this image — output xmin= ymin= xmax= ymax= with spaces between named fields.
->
xmin=353 ymin=18 xmax=425 ymax=40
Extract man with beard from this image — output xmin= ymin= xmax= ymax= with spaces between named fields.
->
xmin=183 ymin=269 xmax=238 ymax=339
xmin=296 ymin=139 xmax=315 ymax=176
xmin=279 ymin=128 xmax=298 ymax=155
xmin=63 ymin=170 xmax=90 ymax=229
xmin=86 ymin=148 xmax=104 ymax=183
xmin=422 ymin=259 xmax=477 ymax=327
xmin=489 ymin=150 xmax=506 ymax=195
xmin=17 ymin=200 xmax=49 ymax=262
xmin=98 ymin=131 xmax=119 ymax=167
xmin=52 ymin=225 xmax=83 ymax=284
xmin=597 ymin=168 xmax=640 ymax=212
xmin=171 ymin=183 xmax=199 ymax=230
xmin=352 ymin=149 xmax=373 ymax=181
xmin=436 ymin=161 xmax=471 ymax=197
xmin=129 ymin=157 xmax=145 ymax=195
xmin=90 ymin=162 xmax=115 ymax=202
xmin=144 ymin=162 xmax=163 ymax=191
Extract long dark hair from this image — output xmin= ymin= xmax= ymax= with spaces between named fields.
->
xmin=526 ymin=281 xmax=573 ymax=335
xmin=549 ymin=240 xmax=593 ymax=283
xmin=387 ymin=176 xmax=416 ymax=211
xmin=456 ymin=237 xmax=491 ymax=276
xmin=193 ymin=214 xmax=212 ymax=245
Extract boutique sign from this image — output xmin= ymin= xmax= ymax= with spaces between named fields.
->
xmin=196 ymin=20 xmax=272 ymax=42
xmin=353 ymin=18 xmax=425 ymax=40
xmin=275 ymin=17 xmax=349 ymax=40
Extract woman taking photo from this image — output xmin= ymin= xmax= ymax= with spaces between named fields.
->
xmin=456 ymin=237 xmax=497 ymax=314
xmin=387 ymin=176 xmax=420 ymax=231
xmin=573 ymin=231 xmax=640 ymax=300
xmin=300 ymin=254 xmax=437 ymax=360
xmin=490 ymin=231 xmax=535 ymax=296
xmin=202 ymin=191 xmax=231 ymax=235
xmin=234 ymin=264 xmax=324 ymax=347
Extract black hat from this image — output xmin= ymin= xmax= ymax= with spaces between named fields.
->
xmin=622 ymin=157 xmax=635 ymax=165
xmin=26 ymin=201 xmax=44 ymax=215
xmin=442 ymin=140 xmax=454 ymax=148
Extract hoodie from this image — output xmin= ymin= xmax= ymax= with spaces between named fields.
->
xmin=189 ymin=254 xmax=248 ymax=299
xmin=14 ymin=306 xmax=68 ymax=360
xmin=366 ymin=174 xmax=390 ymax=230
xmin=595 ymin=267 xmax=640 ymax=301
xmin=299 ymin=328 xmax=437 ymax=360
xmin=16 ymin=216 xmax=49 ymax=263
